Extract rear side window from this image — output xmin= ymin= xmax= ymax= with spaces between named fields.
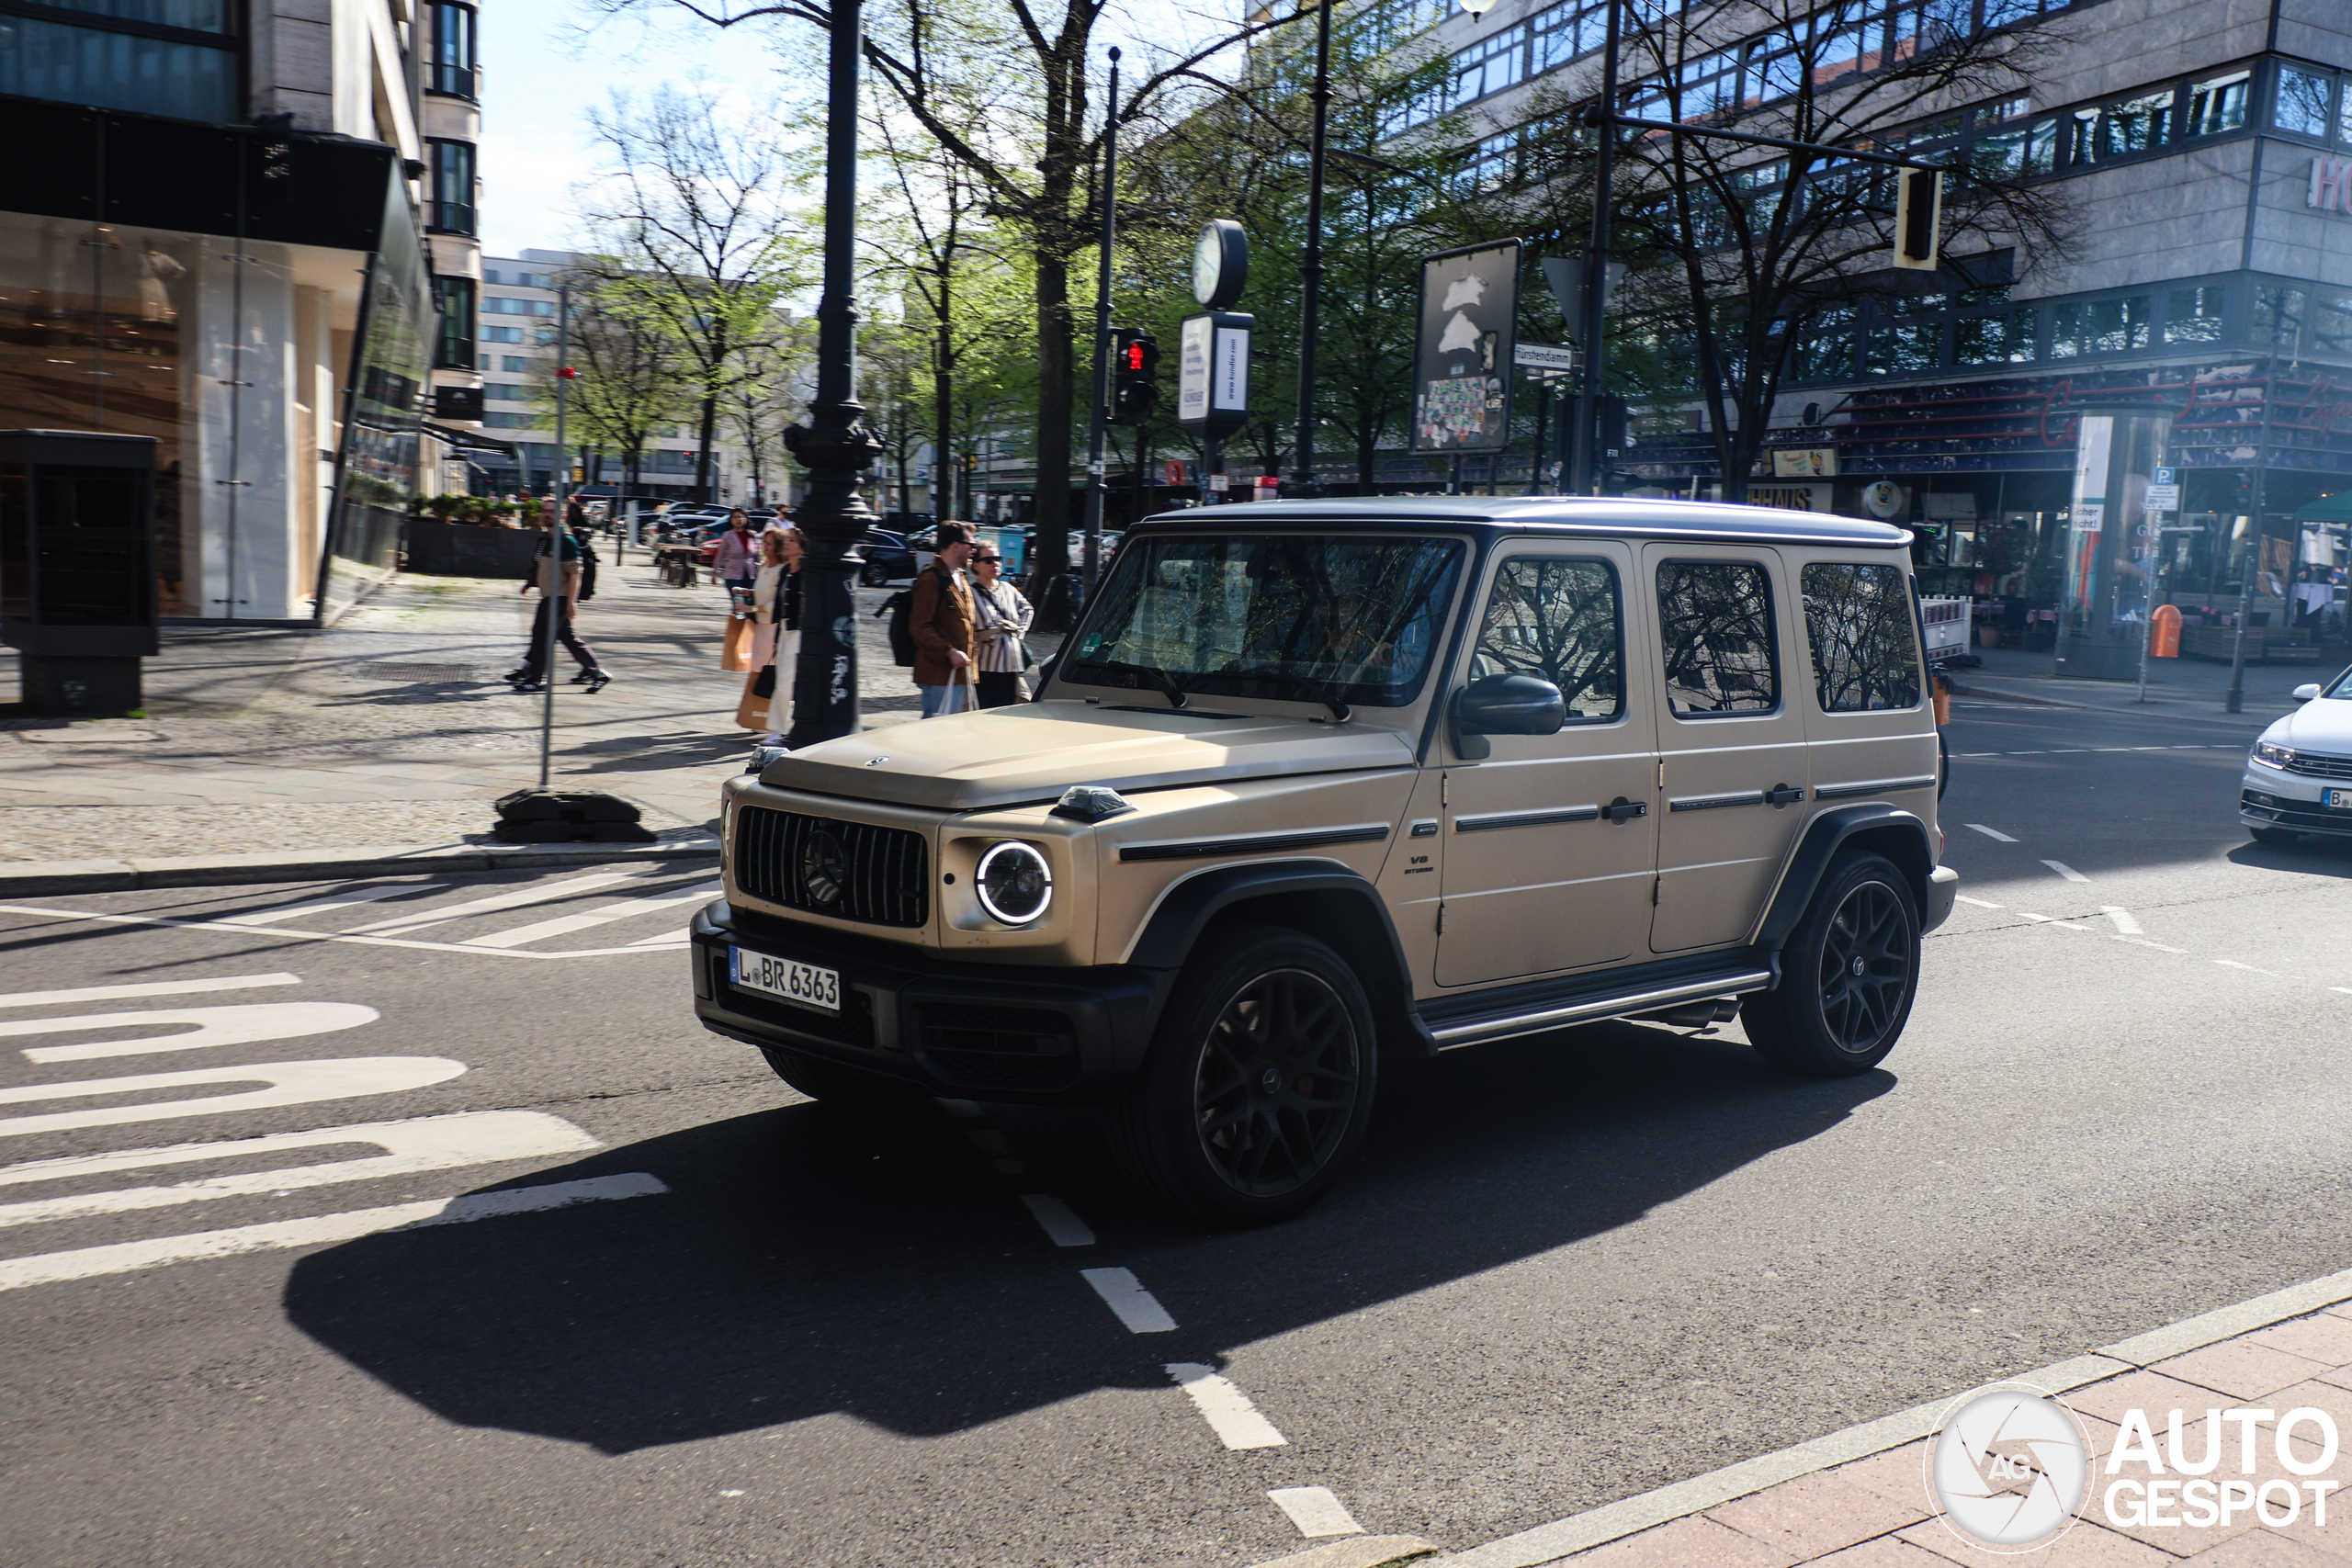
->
xmin=1467 ymin=557 xmax=1623 ymax=720
xmin=1801 ymin=562 xmax=1922 ymax=712
xmin=1656 ymin=560 xmax=1779 ymax=716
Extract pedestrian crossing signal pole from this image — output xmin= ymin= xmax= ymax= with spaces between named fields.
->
xmin=541 ymin=284 xmax=570 ymax=790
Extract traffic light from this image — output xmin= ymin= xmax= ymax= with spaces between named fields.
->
xmin=1892 ymin=167 xmax=1942 ymax=271
xmin=1110 ymin=329 xmax=1159 ymax=426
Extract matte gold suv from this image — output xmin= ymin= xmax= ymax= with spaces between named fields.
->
xmin=691 ymin=498 xmax=1959 ymax=1221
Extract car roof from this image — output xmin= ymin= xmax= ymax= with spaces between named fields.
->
xmin=1128 ymin=494 xmax=1912 ymax=548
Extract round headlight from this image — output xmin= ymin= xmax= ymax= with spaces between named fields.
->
xmin=975 ymin=841 xmax=1053 ymax=925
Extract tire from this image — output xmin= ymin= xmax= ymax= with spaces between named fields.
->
xmin=758 ymin=1045 xmax=928 ymax=1114
xmin=860 ymin=562 xmax=888 ymax=588
xmin=1110 ymin=925 xmax=1377 ymax=1225
xmin=1937 ymin=728 xmax=1950 ymax=801
xmin=1745 ymin=852 xmax=1920 ymax=1077
xmin=2249 ymin=825 xmax=2300 ymax=846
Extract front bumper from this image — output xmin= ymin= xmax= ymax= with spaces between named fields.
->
xmin=690 ymin=900 xmax=1175 ymax=1103
xmin=2241 ymin=770 xmax=2352 ymax=837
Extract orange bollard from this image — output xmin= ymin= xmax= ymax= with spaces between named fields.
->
xmin=2149 ymin=604 xmax=2181 ymax=659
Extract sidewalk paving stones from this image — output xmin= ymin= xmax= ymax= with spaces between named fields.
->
xmin=0 ymin=553 xmax=1023 ymax=881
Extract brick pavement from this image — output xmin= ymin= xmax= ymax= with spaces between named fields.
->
xmin=0 ymin=555 xmax=999 ymax=864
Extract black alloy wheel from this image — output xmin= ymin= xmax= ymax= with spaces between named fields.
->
xmin=1112 ymin=926 xmax=1377 ymax=1224
xmin=1744 ymin=852 xmax=1919 ymax=1076
xmin=861 ymin=561 xmax=888 ymax=587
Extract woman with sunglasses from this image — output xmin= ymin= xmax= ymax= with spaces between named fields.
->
xmin=967 ymin=543 xmax=1035 ymax=707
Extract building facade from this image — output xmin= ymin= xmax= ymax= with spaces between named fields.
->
xmin=471 ymin=250 xmax=757 ymax=504
xmin=1370 ymin=0 xmax=2352 ymax=623
xmin=0 ymin=0 xmax=464 ymax=621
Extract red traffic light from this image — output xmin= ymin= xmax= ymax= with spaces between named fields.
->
xmin=1125 ymin=340 xmax=1145 ymax=371
xmin=558 ymin=367 xmax=579 ymax=379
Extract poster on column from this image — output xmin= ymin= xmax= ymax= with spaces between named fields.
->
xmin=1411 ymin=241 xmax=1521 ymax=455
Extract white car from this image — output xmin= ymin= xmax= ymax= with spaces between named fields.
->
xmin=2241 ymin=666 xmax=2352 ymax=844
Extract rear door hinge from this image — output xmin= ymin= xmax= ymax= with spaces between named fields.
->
xmin=1651 ymin=878 xmax=1660 ymax=907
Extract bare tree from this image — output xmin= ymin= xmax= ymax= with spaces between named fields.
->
xmin=1513 ymin=0 xmax=2077 ymax=497
xmin=552 ymin=259 xmax=695 ymax=499
xmin=579 ymin=87 xmax=812 ymax=503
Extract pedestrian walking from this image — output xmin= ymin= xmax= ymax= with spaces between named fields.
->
xmin=717 ymin=508 xmax=763 ymax=671
xmin=968 ymin=541 xmax=1034 ymax=707
xmin=506 ymin=515 xmax=608 ymax=693
xmin=737 ymin=527 xmax=803 ymax=739
xmin=910 ymin=519 xmax=978 ymax=716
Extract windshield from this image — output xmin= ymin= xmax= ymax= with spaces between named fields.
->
xmin=1063 ymin=533 xmax=1465 ymax=707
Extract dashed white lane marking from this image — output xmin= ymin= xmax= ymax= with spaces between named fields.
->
xmin=1966 ymin=824 xmax=2019 ymax=843
xmin=0 ymin=1057 xmax=466 ymax=1140
xmin=1958 ymin=751 xmax=1999 ymax=758
xmin=2007 ymin=750 xmax=2045 ymax=755
xmin=0 ymin=1172 xmax=668 ymax=1292
xmin=3 ymin=1002 xmax=378 ymax=1065
xmin=2333 ymin=988 xmax=2352 ymax=998
xmin=2172 ymin=745 xmax=2211 ymax=750
xmin=344 ymin=870 xmax=657 ymax=935
xmin=0 ymin=1111 xmax=598 ymax=1229
xmin=2093 ymin=748 xmax=2134 ymax=752
xmin=1269 ymin=1487 xmax=1364 ymax=1538
xmin=2041 ymin=860 xmax=2091 ymax=884
xmin=220 ymin=883 xmax=447 ymax=926
xmin=2018 ymin=912 xmax=2096 ymax=932
xmin=1022 ymin=1194 xmax=1096 ymax=1247
xmin=463 ymin=879 xmax=722 ymax=949
xmin=2102 ymin=906 xmax=2144 ymax=935
xmin=1166 ymin=1363 xmax=1287 ymax=1450
xmin=0 ymin=973 xmax=300 ymax=1010
xmin=2120 ymin=938 xmax=2188 ymax=953
xmin=2049 ymin=749 xmax=2089 ymax=753
xmin=1081 ymin=1267 xmax=1178 ymax=1333
xmin=2216 ymin=959 xmax=2279 ymax=976
xmin=1954 ymin=896 xmax=2004 ymax=909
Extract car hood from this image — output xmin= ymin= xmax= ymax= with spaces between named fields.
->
xmin=762 ymin=700 xmax=1418 ymax=810
xmin=2272 ymin=697 xmax=2352 ymax=754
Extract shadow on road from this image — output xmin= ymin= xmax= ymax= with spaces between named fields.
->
xmin=284 ymin=1023 xmax=1891 ymax=1454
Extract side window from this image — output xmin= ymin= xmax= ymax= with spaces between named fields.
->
xmin=1656 ymin=560 xmax=1779 ymax=716
xmin=1801 ymin=561 xmax=1923 ymax=712
xmin=1466 ymin=557 xmax=1623 ymax=720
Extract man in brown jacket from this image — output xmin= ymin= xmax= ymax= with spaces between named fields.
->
xmin=911 ymin=519 xmax=978 ymax=716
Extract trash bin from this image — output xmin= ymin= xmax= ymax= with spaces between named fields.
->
xmin=0 ymin=430 xmax=160 ymax=717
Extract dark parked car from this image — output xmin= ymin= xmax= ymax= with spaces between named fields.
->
xmin=858 ymin=528 xmax=917 ymax=586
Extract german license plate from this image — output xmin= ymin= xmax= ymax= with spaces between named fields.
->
xmin=2326 ymin=789 xmax=2352 ymax=811
xmin=729 ymin=947 xmax=840 ymax=1013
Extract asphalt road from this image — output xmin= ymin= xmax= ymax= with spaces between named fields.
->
xmin=3 ymin=694 xmax=2350 ymax=1568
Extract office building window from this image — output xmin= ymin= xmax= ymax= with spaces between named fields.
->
xmin=432 ymin=276 xmax=476 ymax=368
xmin=2185 ymin=71 xmax=2249 ymax=136
xmin=503 ymin=355 xmax=526 ymax=372
xmin=2256 ymin=285 xmax=2307 ymax=347
xmin=483 ymin=412 xmax=538 ymax=430
xmin=2276 ymin=65 xmax=2334 ymax=139
xmin=2165 ymin=287 xmax=2225 ymax=344
xmin=481 ymin=325 xmax=524 ymax=344
xmin=426 ymin=140 xmax=476 ymax=235
xmin=485 ymin=383 xmax=528 ymax=400
xmin=426 ymin=1 xmax=477 ymax=97
xmin=0 ymin=13 xmax=236 ymax=122
xmin=2048 ymin=296 xmax=2151 ymax=357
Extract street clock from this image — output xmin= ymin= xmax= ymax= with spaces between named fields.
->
xmin=1192 ymin=220 xmax=1248 ymax=310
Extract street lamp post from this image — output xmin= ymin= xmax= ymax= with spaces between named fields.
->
xmin=1289 ymin=0 xmax=1334 ymax=498
xmin=1572 ymin=0 xmax=1621 ymax=496
xmin=1080 ymin=48 xmax=1122 ymax=596
xmin=783 ymin=0 xmax=884 ymax=747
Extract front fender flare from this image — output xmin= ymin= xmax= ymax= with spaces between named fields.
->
xmin=1753 ymin=806 xmax=1938 ymax=952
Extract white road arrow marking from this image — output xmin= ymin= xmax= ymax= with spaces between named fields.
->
xmin=0 ymin=973 xmax=301 ymax=1010
xmin=0 ymin=1057 xmax=466 ymax=1140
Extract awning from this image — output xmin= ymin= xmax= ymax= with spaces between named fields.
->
xmin=423 ymin=422 xmax=517 ymax=457
xmin=2294 ymin=492 xmax=2352 ymax=524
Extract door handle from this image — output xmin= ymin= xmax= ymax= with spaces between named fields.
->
xmin=1765 ymin=784 xmax=1805 ymax=807
xmin=1602 ymin=797 xmax=1647 ymax=823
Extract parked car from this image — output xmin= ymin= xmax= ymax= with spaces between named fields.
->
xmin=2241 ymin=665 xmax=2352 ymax=844
xmin=858 ymin=529 xmax=917 ymax=586
xmin=693 ymin=496 xmax=1958 ymax=1223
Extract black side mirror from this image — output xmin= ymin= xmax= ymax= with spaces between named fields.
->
xmin=1453 ymin=674 xmax=1566 ymax=758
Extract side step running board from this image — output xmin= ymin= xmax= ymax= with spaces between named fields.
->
xmin=1421 ymin=963 xmax=1779 ymax=1051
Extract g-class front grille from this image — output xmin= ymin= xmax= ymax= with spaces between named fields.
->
xmin=734 ymin=806 xmax=929 ymax=928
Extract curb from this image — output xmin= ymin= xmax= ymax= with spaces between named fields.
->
xmin=1440 ymin=1262 xmax=2352 ymax=1567
xmin=1948 ymin=677 xmax=2273 ymax=716
xmin=0 ymin=835 xmax=722 ymax=897
xmin=1248 ymin=1537 xmax=1444 ymax=1568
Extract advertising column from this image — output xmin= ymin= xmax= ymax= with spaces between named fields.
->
xmin=2056 ymin=405 xmax=2172 ymax=682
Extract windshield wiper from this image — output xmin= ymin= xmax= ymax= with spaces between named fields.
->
xmin=1089 ymin=659 xmax=1188 ymax=709
xmin=1248 ymin=671 xmax=1351 ymax=722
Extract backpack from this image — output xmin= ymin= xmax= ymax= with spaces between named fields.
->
xmin=577 ymin=539 xmax=600 ymax=603
xmin=879 ymin=589 xmax=917 ymax=666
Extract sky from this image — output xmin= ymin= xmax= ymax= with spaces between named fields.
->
xmin=476 ymin=0 xmax=1248 ymax=264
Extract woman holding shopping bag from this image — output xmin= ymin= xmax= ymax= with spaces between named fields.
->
xmin=737 ymin=527 xmax=803 ymax=742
